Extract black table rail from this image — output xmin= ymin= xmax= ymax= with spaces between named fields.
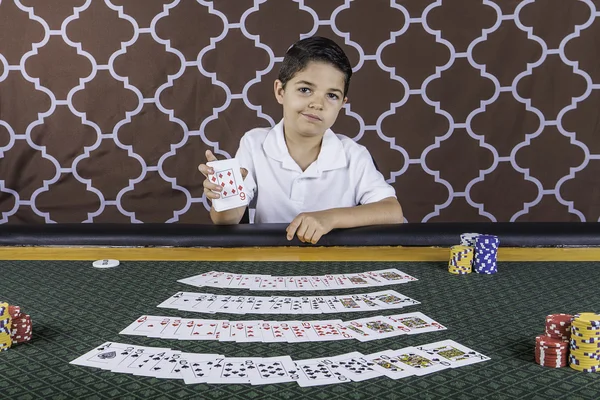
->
xmin=0 ymin=222 xmax=599 ymax=247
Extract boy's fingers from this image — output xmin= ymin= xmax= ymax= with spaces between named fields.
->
xmin=241 ymin=168 xmax=248 ymax=179
xmin=203 ymin=179 xmax=222 ymax=191
xmin=205 ymin=190 xmax=220 ymax=200
xmin=286 ymin=217 xmax=302 ymax=241
xmin=205 ymin=150 xmax=218 ymax=162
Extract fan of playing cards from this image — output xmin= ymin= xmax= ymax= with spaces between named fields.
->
xmin=178 ymin=268 xmax=417 ymax=290
xmin=120 ymin=312 xmax=446 ymax=342
xmin=157 ymin=290 xmax=420 ymax=314
xmin=70 ymin=339 xmax=490 ymax=386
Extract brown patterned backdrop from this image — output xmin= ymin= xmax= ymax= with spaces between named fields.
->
xmin=0 ymin=0 xmax=599 ymax=224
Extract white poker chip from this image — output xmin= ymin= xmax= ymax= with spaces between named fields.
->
xmin=92 ymin=259 xmax=120 ymax=269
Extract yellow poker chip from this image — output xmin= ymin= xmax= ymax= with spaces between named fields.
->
xmin=573 ymin=313 xmax=600 ymax=324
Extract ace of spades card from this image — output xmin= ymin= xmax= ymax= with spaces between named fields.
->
xmin=70 ymin=342 xmax=141 ymax=370
xmin=207 ymin=158 xmax=249 ymax=212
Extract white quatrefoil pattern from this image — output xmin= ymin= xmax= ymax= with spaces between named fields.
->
xmin=0 ymin=0 xmax=598 ymax=224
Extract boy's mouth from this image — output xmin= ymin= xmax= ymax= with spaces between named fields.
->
xmin=301 ymin=113 xmax=322 ymax=122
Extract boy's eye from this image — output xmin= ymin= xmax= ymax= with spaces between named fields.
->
xmin=299 ymin=87 xmax=311 ymax=94
xmin=327 ymin=93 xmax=339 ymax=100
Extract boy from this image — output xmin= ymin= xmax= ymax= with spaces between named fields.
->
xmin=198 ymin=36 xmax=403 ymax=244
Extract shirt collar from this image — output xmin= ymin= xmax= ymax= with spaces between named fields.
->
xmin=263 ymin=119 xmax=347 ymax=176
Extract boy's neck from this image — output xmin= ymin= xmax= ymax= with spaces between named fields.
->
xmin=283 ymin=129 xmax=323 ymax=172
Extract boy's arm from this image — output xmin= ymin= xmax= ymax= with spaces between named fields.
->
xmin=286 ymin=196 xmax=403 ymax=243
xmin=328 ymin=196 xmax=403 ymax=229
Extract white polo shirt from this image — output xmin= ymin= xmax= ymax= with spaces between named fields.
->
xmin=235 ymin=120 xmax=397 ymax=224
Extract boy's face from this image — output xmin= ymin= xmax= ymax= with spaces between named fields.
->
xmin=274 ymin=61 xmax=347 ymax=139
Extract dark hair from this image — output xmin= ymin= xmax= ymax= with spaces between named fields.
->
xmin=278 ymin=36 xmax=352 ymax=96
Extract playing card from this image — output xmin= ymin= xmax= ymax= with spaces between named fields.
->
xmin=344 ymin=273 xmax=382 ymax=287
xmin=190 ymin=294 xmax=219 ymax=313
xmin=206 ymin=357 xmax=258 ymax=384
xmin=236 ymin=296 xmax=259 ymax=313
xmin=360 ymin=290 xmax=421 ymax=309
xmin=189 ymin=319 xmax=221 ymax=340
xmin=180 ymin=355 xmax=224 ymax=384
xmin=309 ymin=297 xmax=336 ymax=313
xmin=294 ymin=358 xmax=351 ymax=387
xmin=415 ymin=340 xmax=491 ymax=367
xmin=169 ymin=319 xmax=196 ymax=339
xmin=389 ymin=346 xmax=452 ymax=375
xmin=385 ymin=312 xmax=447 ymax=334
xmin=238 ymin=275 xmax=269 ymax=290
xmin=70 ymin=342 xmax=142 ymax=370
xmin=154 ymin=318 xmax=184 ymax=339
xmin=162 ymin=352 xmax=220 ymax=380
xmin=256 ymin=277 xmax=279 ymax=291
xmin=260 ymin=321 xmax=288 ymax=342
xmin=132 ymin=350 xmax=183 ymax=377
xmin=110 ymin=346 xmax=170 ymax=374
xmin=322 ymin=275 xmax=340 ymax=289
xmin=120 ymin=315 xmax=172 ymax=337
xmin=248 ymin=297 xmax=269 ymax=313
xmin=367 ymin=268 xmax=418 ymax=284
xmin=300 ymin=297 xmax=323 ymax=314
xmin=219 ymin=295 xmax=247 ymax=314
xmin=307 ymin=276 xmax=329 ymax=290
xmin=305 ymin=320 xmax=351 ymax=341
xmin=286 ymin=321 xmax=317 ymax=342
xmin=150 ymin=352 xmax=187 ymax=379
xmin=234 ymin=320 xmax=263 ymax=343
xmin=207 ymin=158 xmax=249 ymax=212
xmin=206 ymin=295 xmax=234 ymax=313
xmin=328 ymin=295 xmax=368 ymax=312
xmin=156 ymin=292 xmax=208 ymax=310
xmin=331 ymin=274 xmax=352 ymax=288
xmin=217 ymin=273 xmax=243 ymax=288
xmin=361 ymin=349 xmax=417 ymax=379
xmin=248 ymin=356 xmax=300 ymax=385
xmin=178 ymin=271 xmax=224 ymax=288
xmin=319 ymin=352 xmax=382 ymax=382
xmin=341 ymin=316 xmax=410 ymax=342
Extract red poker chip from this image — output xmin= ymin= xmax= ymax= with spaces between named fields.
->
xmin=536 ymin=335 xmax=569 ymax=347
xmin=8 ymin=306 xmax=20 ymax=319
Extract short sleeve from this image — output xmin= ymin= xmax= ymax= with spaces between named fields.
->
xmin=234 ymin=133 xmax=257 ymax=203
xmin=354 ymin=148 xmax=397 ymax=205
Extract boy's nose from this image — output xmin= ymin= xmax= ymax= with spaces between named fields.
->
xmin=309 ymin=101 xmax=323 ymax=110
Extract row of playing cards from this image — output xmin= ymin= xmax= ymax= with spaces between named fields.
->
xmin=71 ymin=339 xmax=490 ymax=386
xmin=157 ymin=290 xmax=419 ymax=315
xmin=178 ymin=268 xmax=417 ymax=291
xmin=120 ymin=312 xmax=446 ymax=343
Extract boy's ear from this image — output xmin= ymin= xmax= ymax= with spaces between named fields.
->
xmin=342 ymin=96 xmax=348 ymax=106
xmin=274 ymin=79 xmax=285 ymax=105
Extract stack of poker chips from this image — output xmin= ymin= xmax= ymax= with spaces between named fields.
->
xmin=448 ymin=245 xmax=474 ymax=274
xmin=10 ymin=305 xmax=32 ymax=344
xmin=459 ymin=233 xmax=479 ymax=247
xmin=569 ymin=313 xmax=600 ymax=372
xmin=450 ymin=233 xmax=499 ymax=275
xmin=545 ymin=314 xmax=572 ymax=341
xmin=0 ymin=303 xmax=12 ymax=351
xmin=536 ymin=334 xmax=569 ymax=368
xmin=473 ymin=234 xmax=499 ymax=274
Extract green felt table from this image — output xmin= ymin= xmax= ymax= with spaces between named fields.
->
xmin=1 ymin=260 xmax=599 ymax=399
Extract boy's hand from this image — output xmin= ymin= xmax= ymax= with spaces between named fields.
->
xmin=286 ymin=210 xmax=337 ymax=244
xmin=198 ymin=150 xmax=247 ymax=202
